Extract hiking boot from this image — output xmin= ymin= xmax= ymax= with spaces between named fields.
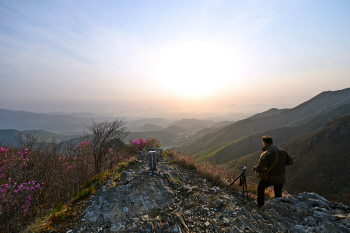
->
xmin=255 ymin=200 xmax=263 ymax=209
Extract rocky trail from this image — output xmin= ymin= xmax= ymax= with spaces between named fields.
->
xmin=48 ymin=154 xmax=350 ymax=233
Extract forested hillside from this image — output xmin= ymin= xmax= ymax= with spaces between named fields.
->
xmin=178 ymin=88 xmax=350 ymax=158
xmin=224 ymin=114 xmax=350 ymax=205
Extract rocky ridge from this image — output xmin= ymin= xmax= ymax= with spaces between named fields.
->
xmin=63 ymin=154 xmax=350 ymax=233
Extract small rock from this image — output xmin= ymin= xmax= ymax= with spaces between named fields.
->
xmin=222 ymin=217 xmax=230 ymax=225
xmin=289 ymin=225 xmax=306 ymax=233
xmin=173 ymin=224 xmax=182 ymax=233
xmin=161 ymin=222 xmax=170 ymax=231
xmin=215 ymin=199 xmax=225 ymax=209
xmin=156 ymin=222 xmax=161 ymax=231
xmin=146 ymin=222 xmax=153 ymax=230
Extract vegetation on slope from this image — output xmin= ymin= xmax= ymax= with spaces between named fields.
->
xmin=223 ymin=114 xmax=350 ymax=206
xmin=126 ymin=131 xmax=177 ymax=147
xmin=179 ymin=88 xmax=350 ymax=156
xmin=193 ymin=104 xmax=350 ymax=164
xmin=0 ymin=118 xmax=155 ymax=232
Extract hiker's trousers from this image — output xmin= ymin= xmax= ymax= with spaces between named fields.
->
xmin=257 ymin=179 xmax=283 ymax=207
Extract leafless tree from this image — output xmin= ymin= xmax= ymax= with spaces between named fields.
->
xmin=15 ymin=132 xmax=39 ymax=150
xmin=86 ymin=119 xmax=129 ymax=174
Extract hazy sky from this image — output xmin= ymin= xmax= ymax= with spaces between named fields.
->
xmin=1 ymin=0 xmax=350 ymax=118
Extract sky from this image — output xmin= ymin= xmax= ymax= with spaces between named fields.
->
xmin=1 ymin=0 xmax=350 ymax=119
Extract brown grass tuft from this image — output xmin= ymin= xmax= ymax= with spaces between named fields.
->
xmin=168 ymin=150 xmax=237 ymax=189
xmin=168 ymin=151 xmax=197 ymax=170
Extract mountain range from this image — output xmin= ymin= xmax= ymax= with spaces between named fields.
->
xmin=0 ymin=109 xmax=235 ymax=148
xmin=178 ymin=88 xmax=350 ymax=157
xmin=125 ymin=119 xmax=235 ymax=147
xmin=0 ymin=109 xmax=92 ymax=135
xmin=0 ymin=129 xmax=73 ymax=146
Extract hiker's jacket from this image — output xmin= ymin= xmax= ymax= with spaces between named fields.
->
xmin=253 ymin=144 xmax=293 ymax=184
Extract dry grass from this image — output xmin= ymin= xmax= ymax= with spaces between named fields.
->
xmin=168 ymin=150 xmax=197 ymax=170
xmin=168 ymin=150 xmax=290 ymax=202
xmin=167 ymin=150 xmax=236 ymax=189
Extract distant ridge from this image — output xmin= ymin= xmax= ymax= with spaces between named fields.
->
xmin=138 ymin=124 xmax=164 ymax=132
xmin=163 ymin=125 xmax=188 ymax=134
xmin=170 ymin=118 xmax=215 ymax=130
xmin=248 ymin=108 xmax=288 ymax=119
xmin=194 ymin=103 xmax=350 ymax=165
xmin=0 ymin=109 xmax=92 ymax=135
xmin=178 ymin=88 xmax=350 ymax=156
xmin=0 ymin=129 xmax=71 ymax=146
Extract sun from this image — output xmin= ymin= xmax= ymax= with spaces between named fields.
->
xmin=153 ymin=40 xmax=237 ymax=98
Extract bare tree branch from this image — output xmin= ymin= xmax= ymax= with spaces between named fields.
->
xmin=86 ymin=119 xmax=129 ymax=174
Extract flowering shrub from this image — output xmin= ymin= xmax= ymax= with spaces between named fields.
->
xmin=0 ymin=147 xmax=41 ymax=231
xmin=75 ymin=140 xmax=94 ymax=178
xmin=131 ymin=138 xmax=161 ymax=152
xmin=0 ymin=136 xmax=130 ymax=231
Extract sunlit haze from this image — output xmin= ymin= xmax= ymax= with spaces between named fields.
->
xmin=1 ymin=1 xmax=350 ymax=119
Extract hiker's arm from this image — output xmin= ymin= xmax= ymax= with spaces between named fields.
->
xmin=285 ymin=152 xmax=293 ymax=166
xmin=253 ymin=152 xmax=268 ymax=172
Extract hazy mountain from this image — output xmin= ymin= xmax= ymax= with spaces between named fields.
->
xmin=178 ymin=88 xmax=350 ymax=156
xmin=192 ymin=104 xmax=350 ymax=164
xmin=44 ymin=111 xmax=101 ymax=118
xmin=191 ymin=127 xmax=223 ymax=138
xmin=0 ymin=129 xmax=73 ymax=146
xmin=248 ymin=108 xmax=288 ymax=119
xmin=138 ymin=124 xmax=164 ymax=132
xmin=224 ymin=114 xmax=350 ymax=205
xmin=126 ymin=118 xmax=173 ymax=132
xmin=170 ymin=118 xmax=215 ymax=130
xmin=212 ymin=120 xmax=235 ymax=128
xmin=0 ymin=109 xmax=92 ymax=135
xmin=128 ymin=118 xmax=172 ymax=127
xmin=163 ymin=125 xmax=188 ymax=134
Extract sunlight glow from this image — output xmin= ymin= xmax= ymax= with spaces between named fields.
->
xmin=153 ymin=40 xmax=238 ymax=98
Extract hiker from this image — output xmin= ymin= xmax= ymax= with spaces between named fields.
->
xmin=252 ymin=136 xmax=293 ymax=207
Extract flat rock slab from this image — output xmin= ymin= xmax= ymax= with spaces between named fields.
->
xmin=85 ymin=171 xmax=175 ymax=225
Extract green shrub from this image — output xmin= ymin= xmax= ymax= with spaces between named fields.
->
xmin=72 ymin=185 xmax=95 ymax=202
xmin=119 ymin=161 xmax=127 ymax=168
xmin=177 ymin=173 xmax=182 ymax=180
xmin=53 ymin=203 xmax=64 ymax=213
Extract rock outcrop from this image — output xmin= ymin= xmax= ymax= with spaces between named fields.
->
xmin=64 ymin=156 xmax=350 ymax=233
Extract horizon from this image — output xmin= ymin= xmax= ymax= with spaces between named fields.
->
xmin=1 ymin=1 xmax=350 ymax=118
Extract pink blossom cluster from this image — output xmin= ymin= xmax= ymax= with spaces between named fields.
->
xmin=0 ymin=147 xmax=8 ymax=153
xmin=77 ymin=140 xmax=90 ymax=150
xmin=132 ymin=138 xmax=147 ymax=150
xmin=0 ymin=180 xmax=41 ymax=213
xmin=17 ymin=148 xmax=29 ymax=167
xmin=0 ymin=147 xmax=41 ymax=226
xmin=63 ymin=164 xmax=76 ymax=174
xmin=0 ymin=148 xmax=30 ymax=178
xmin=131 ymin=137 xmax=160 ymax=151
